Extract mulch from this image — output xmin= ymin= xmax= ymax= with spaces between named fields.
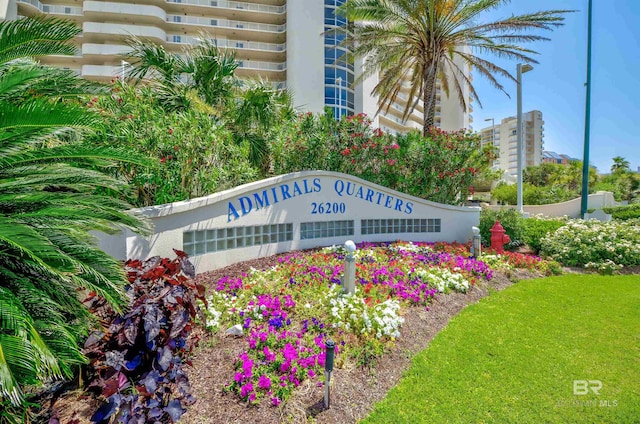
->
xmin=49 ymin=254 xmax=544 ymax=424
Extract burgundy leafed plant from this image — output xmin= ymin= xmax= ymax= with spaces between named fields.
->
xmin=83 ymin=250 xmax=204 ymax=423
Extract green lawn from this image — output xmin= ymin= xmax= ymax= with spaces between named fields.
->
xmin=363 ymin=275 xmax=640 ymax=424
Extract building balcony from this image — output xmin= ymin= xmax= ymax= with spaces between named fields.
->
xmin=82 ymin=43 xmax=133 ymax=58
xmin=167 ymin=35 xmax=285 ymax=61
xmin=84 ymin=1 xmax=167 ymax=26
xmin=165 ymin=0 xmax=285 ymax=25
xmin=165 ymin=15 xmax=285 ymax=41
xmin=81 ymin=64 xmax=124 ymax=81
xmin=83 ymin=22 xmax=167 ymax=44
xmin=17 ymin=0 xmax=82 ymax=17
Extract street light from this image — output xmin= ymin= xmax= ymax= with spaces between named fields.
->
xmin=516 ymin=63 xmax=533 ymax=214
xmin=484 ymin=117 xmax=495 ymax=148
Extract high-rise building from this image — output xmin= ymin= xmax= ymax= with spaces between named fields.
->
xmin=479 ymin=110 xmax=544 ymax=176
xmin=4 ymin=0 xmax=471 ymax=132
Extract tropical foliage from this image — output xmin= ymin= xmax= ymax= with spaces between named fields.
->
xmin=84 ymin=252 xmax=203 ymax=423
xmin=124 ymin=37 xmax=294 ymax=172
xmin=271 ymin=111 xmax=497 ymax=205
xmin=338 ymin=0 xmax=570 ymax=134
xmin=0 ymin=16 xmax=147 ymax=412
xmin=595 ymin=156 xmax=640 ymax=202
xmin=84 ymin=81 xmax=258 ymax=207
xmin=492 ymin=161 xmax=598 ymax=205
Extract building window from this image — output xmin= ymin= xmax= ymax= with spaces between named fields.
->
xmin=361 ymin=219 xmax=441 ymax=235
xmin=172 ymin=35 xmax=182 ymax=43
xmin=300 ymin=221 xmax=354 ymax=240
xmin=173 ymin=16 xmax=182 ymax=23
xmin=183 ymin=224 xmax=293 ymax=256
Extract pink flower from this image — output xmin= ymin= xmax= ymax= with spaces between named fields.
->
xmin=258 ymin=374 xmax=272 ymax=390
xmin=240 ymin=382 xmax=253 ymax=398
xmin=263 ymin=346 xmax=276 ymax=362
xmin=308 ymin=369 xmax=316 ymax=378
xmin=271 ymin=397 xmax=281 ymax=406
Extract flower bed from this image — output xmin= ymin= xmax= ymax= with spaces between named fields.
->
xmin=199 ymin=241 xmax=551 ymax=406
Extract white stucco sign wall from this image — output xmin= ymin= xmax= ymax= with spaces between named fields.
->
xmin=97 ymin=171 xmax=480 ymax=274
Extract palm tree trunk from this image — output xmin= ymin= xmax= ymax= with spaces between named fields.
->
xmin=422 ymin=63 xmax=438 ymax=136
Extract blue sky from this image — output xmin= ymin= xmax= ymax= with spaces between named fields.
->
xmin=471 ymin=0 xmax=640 ymax=173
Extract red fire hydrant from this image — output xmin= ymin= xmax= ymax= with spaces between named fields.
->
xmin=490 ymin=221 xmax=511 ymax=253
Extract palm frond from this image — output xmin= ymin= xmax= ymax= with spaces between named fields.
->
xmin=0 ymin=16 xmax=80 ymax=65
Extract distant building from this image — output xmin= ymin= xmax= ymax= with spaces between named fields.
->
xmin=479 ymin=110 xmax=544 ymax=176
xmin=542 ymin=151 xmax=579 ymax=165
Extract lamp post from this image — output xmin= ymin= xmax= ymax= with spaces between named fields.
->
xmin=336 ymin=77 xmax=342 ymax=120
xmin=484 ymin=117 xmax=495 ymax=148
xmin=580 ymin=0 xmax=593 ymax=218
xmin=516 ymin=63 xmax=533 ymax=214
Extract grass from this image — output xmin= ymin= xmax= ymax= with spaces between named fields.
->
xmin=363 ymin=275 xmax=640 ymax=424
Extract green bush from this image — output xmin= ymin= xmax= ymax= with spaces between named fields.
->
xmin=491 ymin=182 xmax=577 ymax=205
xmin=539 ymin=219 xmax=640 ymax=272
xmin=85 ymin=82 xmax=258 ymax=207
xmin=479 ymin=208 xmax=524 ymax=251
xmin=603 ymin=203 xmax=640 ymax=220
xmin=520 ymin=217 xmax=566 ymax=254
xmin=271 ymin=112 xmax=496 ymax=206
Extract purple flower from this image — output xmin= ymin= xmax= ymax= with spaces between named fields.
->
xmin=308 ymin=369 xmax=316 ymax=378
xmin=240 ymin=382 xmax=254 ymax=398
xmin=271 ymin=397 xmax=281 ymax=406
xmin=263 ymin=346 xmax=276 ymax=361
xmin=258 ymin=374 xmax=272 ymax=390
xmin=282 ymin=343 xmax=298 ymax=361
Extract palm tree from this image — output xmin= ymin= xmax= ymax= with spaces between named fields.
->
xmin=0 ymin=16 xmax=148 ymax=410
xmin=125 ymin=37 xmax=294 ymax=174
xmin=338 ymin=0 xmax=571 ymax=135
xmin=125 ymin=37 xmax=239 ymax=114
xmin=611 ymin=156 xmax=630 ymax=174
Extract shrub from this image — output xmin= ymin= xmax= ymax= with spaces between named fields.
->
xmin=479 ymin=208 xmax=524 ymax=251
xmin=603 ymin=203 xmax=640 ymax=221
xmin=491 ymin=182 xmax=577 ymax=205
xmin=83 ymin=251 xmax=204 ymax=423
xmin=271 ymin=112 xmax=496 ymax=206
xmin=539 ymin=220 xmax=640 ymax=271
xmin=86 ymin=82 xmax=258 ymax=207
xmin=520 ymin=216 xmax=567 ymax=254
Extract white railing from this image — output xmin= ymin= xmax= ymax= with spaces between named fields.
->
xmin=166 ymin=15 xmax=285 ymax=33
xmin=18 ymin=0 xmax=82 ymax=15
xmin=172 ymin=35 xmax=285 ymax=52
xmin=237 ymin=60 xmax=286 ymax=71
xmin=167 ymin=0 xmax=285 ymax=14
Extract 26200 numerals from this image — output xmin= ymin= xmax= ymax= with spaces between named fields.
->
xmin=311 ymin=202 xmax=346 ymax=214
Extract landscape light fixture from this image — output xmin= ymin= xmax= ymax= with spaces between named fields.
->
xmin=324 ymin=339 xmax=336 ymax=409
xmin=516 ymin=63 xmax=533 ymax=214
xmin=343 ymin=240 xmax=356 ymax=294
